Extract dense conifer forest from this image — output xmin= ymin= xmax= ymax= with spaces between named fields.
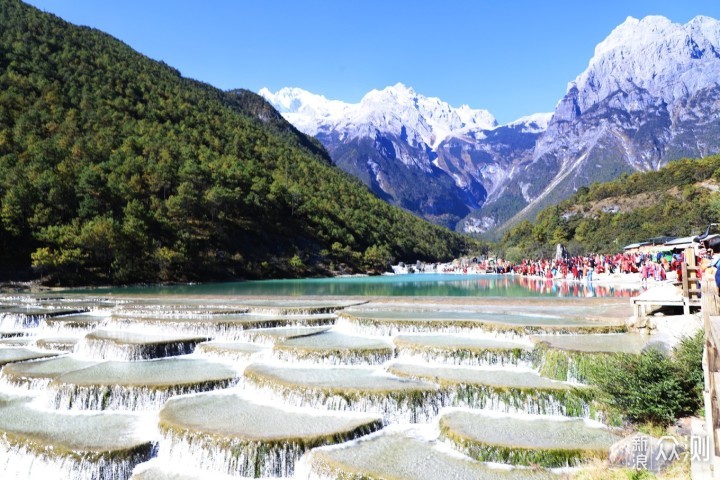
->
xmin=0 ymin=0 xmax=472 ymax=284
xmin=499 ymin=155 xmax=720 ymax=259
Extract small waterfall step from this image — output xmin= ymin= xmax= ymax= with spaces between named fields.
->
xmin=532 ymin=333 xmax=651 ymax=383
xmin=107 ymin=314 xmax=336 ymax=340
xmin=274 ymin=331 xmax=394 ymax=365
xmin=0 ymin=346 xmax=62 ymax=367
xmin=439 ymin=409 xmax=622 ymax=468
xmin=157 ymin=391 xmax=383 ymax=478
xmin=234 ymin=325 xmax=332 ymax=344
xmin=387 ymin=362 xmax=594 ymax=418
xmin=0 ymin=336 xmax=36 ymax=346
xmin=394 ymin=333 xmax=533 ymax=367
xmin=75 ymin=329 xmax=209 ymax=360
xmin=131 ymin=458 xmax=265 ymax=479
xmin=243 ymin=362 xmax=441 ymax=423
xmin=113 ymin=301 xmax=249 ymax=317
xmin=1 ymin=355 xmax=100 ymax=390
xmin=0 ymin=307 xmax=89 ymax=330
xmin=237 ymin=299 xmax=367 ymax=316
xmin=532 ymin=332 xmax=651 ymax=354
xmin=0 ymin=396 xmax=157 ymax=480
xmin=1 ymin=335 xmax=82 ymax=351
xmin=35 ymin=335 xmax=81 ymax=352
xmin=300 ymin=424 xmax=559 ymax=480
xmin=40 ymin=313 xmax=108 ymax=333
xmin=195 ymin=341 xmax=269 ymax=362
xmin=338 ymin=307 xmax=625 ymax=337
xmin=49 ymin=357 xmax=239 ymax=410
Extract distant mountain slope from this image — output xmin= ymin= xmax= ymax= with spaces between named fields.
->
xmin=0 ymin=0 xmax=470 ymax=284
xmin=262 ymin=15 xmax=720 ymax=237
xmin=260 ymin=84 xmax=548 ymax=229
xmin=499 ymin=154 xmax=720 ymax=259
xmin=479 ymin=15 xmax=720 ymax=235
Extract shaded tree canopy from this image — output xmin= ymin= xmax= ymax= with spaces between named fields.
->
xmin=0 ymin=0 xmax=473 ymax=284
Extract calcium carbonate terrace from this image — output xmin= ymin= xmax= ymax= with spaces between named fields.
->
xmin=438 ymin=409 xmax=622 ymax=467
xmin=302 ymin=425 xmax=559 ymax=480
xmin=0 ymin=290 xmax=649 ymax=478
xmin=106 ymin=313 xmax=337 ymax=340
xmin=393 ymin=333 xmax=534 ymax=367
xmin=0 ymin=391 xmax=156 ymax=480
xmin=158 ymin=391 xmax=383 ymax=477
xmin=273 ymin=331 xmax=394 ymax=365
xmin=49 ymin=357 xmax=240 ymax=410
xmin=76 ymin=328 xmax=210 ymax=360
xmin=337 ymin=304 xmax=627 ymax=337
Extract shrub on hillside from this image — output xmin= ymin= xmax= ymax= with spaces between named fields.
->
xmin=588 ymin=330 xmax=704 ymax=426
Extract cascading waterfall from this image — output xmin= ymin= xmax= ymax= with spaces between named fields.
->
xmin=395 ymin=347 xmax=534 ymax=368
xmin=50 ymin=378 xmax=239 ymax=411
xmin=37 ymin=315 xmax=108 ymax=336
xmin=157 ymin=422 xmax=381 ymax=478
xmin=74 ymin=337 xmax=203 ymax=361
xmin=0 ymin=374 xmax=55 ymax=392
xmin=1 ymin=441 xmax=157 ymax=480
xmin=441 ymin=384 xmax=593 ymax=418
xmin=0 ymin=313 xmax=48 ymax=330
xmin=35 ymin=339 xmax=78 ymax=353
xmin=334 ymin=314 xmax=528 ymax=340
xmin=155 ymin=391 xmax=384 ymax=478
xmin=273 ymin=348 xmax=394 ymax=366
xmin=0 ymin=293 xmax=637 ymax=478
xmin=242 ymin=382 xmax=443 ymax=424
xmin=0 ymin=309 xmax=90 ymax=331
xmin=105 ymin=315 xmax=336 ymax=341
xmin=244 ymin=306 xmax=340 ymax=316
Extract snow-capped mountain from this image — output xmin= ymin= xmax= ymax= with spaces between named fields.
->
xmin=260 ymin=83 xmax=543 ymax=228
xmin=473 ymin=14 xmax=720 ymax=234
xmin=573 ymin=15 xmax=720 ymax=114
xmin=260 ymin=83 xmax=496 ymax=149
xmin=258 ymin=15 xmax=720 ymax=234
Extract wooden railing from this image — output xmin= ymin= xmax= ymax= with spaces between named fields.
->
xmin=684 ymin=248 xmax=702 ymax=303
xmin=702 ymin=276 xmax=720 ymax=475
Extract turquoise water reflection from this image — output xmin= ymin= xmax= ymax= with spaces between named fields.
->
xmin=71 ymin=274 xmax=640 ymax=298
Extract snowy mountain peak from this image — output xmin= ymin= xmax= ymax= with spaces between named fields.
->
xmin=507 ymin=112 xmax=553 ymax=132
xmin=591 ymin=16 xmax=674 ymax=59
xmin=260 ymin=84 xmax=497 ymax=149
xmin=572 ymin=15 xmax=720 ymax=113
xmin=364 ymin=82 xmax=417 ymax=101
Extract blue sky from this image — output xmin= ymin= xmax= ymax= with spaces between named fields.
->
xmin=25 ymin=0 xmax=720 ymax=124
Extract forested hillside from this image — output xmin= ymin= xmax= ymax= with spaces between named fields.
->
xmin=499 ymin=155 xmax=720 ymax=260
xmin=0 ymin=0 xmax=471 ymax=284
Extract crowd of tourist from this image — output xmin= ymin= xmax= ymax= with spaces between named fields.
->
xmin=424 ymin=250 xmax=695 ymax=285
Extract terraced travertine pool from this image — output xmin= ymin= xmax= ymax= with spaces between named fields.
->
xmin=0 ymin=292 xmax=640 ymax=479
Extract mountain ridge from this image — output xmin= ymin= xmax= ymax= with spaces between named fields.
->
xmin=260 ymin=14 xmax=720 ymax=236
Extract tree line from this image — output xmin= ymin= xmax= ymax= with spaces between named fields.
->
xmin=0 ymin=0 xmax=473 ymax=285
xmin=498 ymin=155 xmax=720 ymax=260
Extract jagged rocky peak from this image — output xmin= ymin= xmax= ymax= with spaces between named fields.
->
xmin=259 ymin=83 xmax=497 ymax=148
xmin=571 ymin=15 xmax=720 ymax=114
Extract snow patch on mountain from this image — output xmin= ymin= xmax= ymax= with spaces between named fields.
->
xmin=260 ymin=83 xmax=497 ymax=149
xmin=571 ymin=15 xmax=720 ymax=114
xmin=507 ymin=112 xmax=554 ymax=133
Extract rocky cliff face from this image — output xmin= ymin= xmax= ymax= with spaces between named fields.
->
xmin=478 ymin=15 xmax=720 ymax=234
xmin=260 ymin=15 xmax=720 ymax=234
xmin=260 ymin=84 xmax=547 ymax=229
